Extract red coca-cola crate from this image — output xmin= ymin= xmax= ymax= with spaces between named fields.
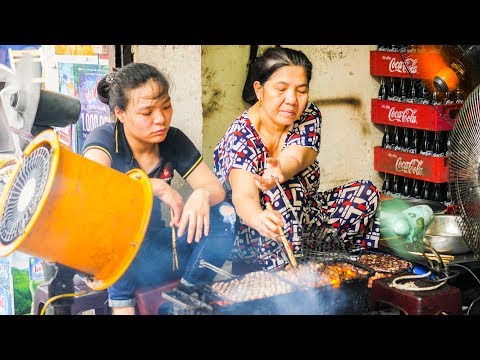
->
xmin=370 ymin=51 xmax=430 ymax=79
xmin=374 ymin=146 xmax=448 ymax=183
xmin=371 ymin=99 xmax=461 ymax=131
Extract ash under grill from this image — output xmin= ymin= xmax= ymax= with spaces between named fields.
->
xmin=162 ymin=259 xmax=374 ymax=315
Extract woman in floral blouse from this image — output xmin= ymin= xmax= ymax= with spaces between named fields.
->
xmin=213 ymin=46 xmax=380 ymax=274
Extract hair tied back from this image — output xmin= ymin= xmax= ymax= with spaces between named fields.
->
xmin=106 ymin=73 xmax=115 ymax=85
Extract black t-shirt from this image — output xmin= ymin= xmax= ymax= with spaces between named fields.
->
xmin=83 ymin=121 xmax=202 ymax=231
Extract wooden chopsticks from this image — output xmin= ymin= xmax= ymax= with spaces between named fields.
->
xmin=266 ymin=202 xmax=297 ymax=268
xmin=171 ymin=208 xmax=179 ymax=271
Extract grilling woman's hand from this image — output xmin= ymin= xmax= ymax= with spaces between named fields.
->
xmin=254 ymin=158 xmax=284 ymax=191
xmin=254 ymin=208 xmax=284 ymax=240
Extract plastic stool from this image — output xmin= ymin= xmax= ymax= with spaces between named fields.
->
xmin=135 ymin=278 xmax=181 ymax=315
xmin=370 ymin=274 xmax=462 ymax=315
xmin=33 ymin=276 xmax=109 ymax=315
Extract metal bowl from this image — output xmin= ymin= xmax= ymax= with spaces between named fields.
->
xmin=425 ymin=215 xmax=471 ymax=255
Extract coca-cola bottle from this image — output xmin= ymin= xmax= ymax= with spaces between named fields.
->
xmin=431 ymin=91 xmax=443 ymax=105
xmin=418 ymin=81 xmax=431 ymax=104
xmin=378 ymin=77 xmax=389 ymax=100
xmin=392 ymin=175 xmax=404 ymax=197
xmin=399 ymin=78 xmax=408 ymax=102
xmin=420 ymin=130 xmax=433 ymax=156
xmin=388 ymin=77 xmax=398 ymax=101
xmin=382 ymin=172 xmax=392 ymax=195
xmin=393 ymin=126 xmax=403 ymax=152
xmin=402 ymin=177 xmax=413 ymax=199
xmin=433 ymin=131 xmax=446 ymax=157
xmin=410 ymin=129 xmax=422 ymax=154
xmin=445 ymin=131 xmax=452 ymax=157
xmin=455 ymin=88 xmax=465 ymax=104
xmin=410 ymin=178 xmax=423 ymax=199
xmin=432 ymin=183 xmax=444 ymax=202
xmin=382 ymin=125 xmax=392 ymax=149
xmin=444 ymin=91 xmax=454 ymax=105
xmin=406 ymin=79 xmax=418 ymax=103
xmin=445 ymin=184 xmax=454 ymax=206
xmin=402 ymin=128 xmax=412 ymax=153
xmin=421 ymin=181 xmax=433 ymax=200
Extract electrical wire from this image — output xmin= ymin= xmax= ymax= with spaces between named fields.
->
xmin=447 ymin=263 xmax=480 ymax=315
xmin=391 ymin=271 xmax=447 ymax=291
xmin=39 ymin=290 xmax=91 ymax=315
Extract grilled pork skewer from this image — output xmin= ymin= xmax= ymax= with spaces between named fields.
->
xmin=266 ymin=202 xmax=297 ymax=268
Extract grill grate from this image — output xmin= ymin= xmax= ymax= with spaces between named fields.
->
xmin=0 ymin=146 xmax=51 ymax=245
xmin=299 ymin=225 xmax=359 ymax=264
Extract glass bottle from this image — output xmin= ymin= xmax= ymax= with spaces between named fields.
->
xmin=445 ymin=184 xmax=453 ymax=206
xmin=406 ymin=78 xmax=418 ymax=103
xmin=399 ymin=78 xmax=408 ymax=102
xmin=402 ymin=128 xmax=412 ymax=153
xmin=420 ymin=130 xmax=433 ymax=156
xmin=382 ymin=125 xmax=392 ymax=149
xmin=455 ymin=88 xmax=465 ymax=104
xmin=418 ymin=81 xmax=431 ymax=104
xmin=382 ymin=172 xmax=392 ymax=195
xmin=432 ymin=183 xmax=444 ymax=202
xmin=388 ymin=77 xmax=398 ymax=101
xmin=393 ymin=126 xmax=403 ymax=152
xmin=433 ymin=131 xmax=445 ymax=156
xmin=410 ymin=129 xmax=422 ymax=154
xmin=402 ymin=177 xmax=413 ymax=199
xmin=392 ymin=175 xmax=404 ymax=197
xmin=431 ymin=91 xmax=442 ymax=105
xmin=446 ymin=131 xmax=452 ymax=157
xmin=410 ymin=178 xmax=423 ymax=199
xmin=378 ymin=77 xmax=389 ymax=100
xmin=421 ymin=181 xmax=433 ymax=200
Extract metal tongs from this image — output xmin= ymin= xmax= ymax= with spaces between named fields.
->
xmin=199 ymin=259 xmax=235 ymax=279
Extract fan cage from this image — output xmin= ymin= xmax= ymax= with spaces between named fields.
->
xmin=0 ymin=145 xmax=52 ymax=245
xmin=449 ymin=83 xmax=480 ymax=256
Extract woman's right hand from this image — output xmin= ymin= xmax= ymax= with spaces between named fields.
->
xmin=151 ymin=178 xmax=184 ymax=226
xmin=254 ymin=207 xmax=284 ymax=241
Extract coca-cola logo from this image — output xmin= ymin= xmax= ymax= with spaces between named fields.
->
xmin=388 ymin=58 xmax=418 ymax=74
xmin=395 ymin=157 xmax=424 ymax=176
xmin=388 ymin=107 xmax=418 ymax=124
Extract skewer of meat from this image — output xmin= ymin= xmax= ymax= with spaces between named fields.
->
xmin=266 ymin=202 xmax=297 ymax=268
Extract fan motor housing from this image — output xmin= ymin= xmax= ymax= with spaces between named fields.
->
xmin=0 ymin=129 xmax=153 ymax=290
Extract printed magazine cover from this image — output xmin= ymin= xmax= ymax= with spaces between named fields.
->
xmin=73 ymin=64 xmax=110 ymax=153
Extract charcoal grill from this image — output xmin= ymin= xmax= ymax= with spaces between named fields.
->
xmin=162 ymin=259 xmax=374 ymax=315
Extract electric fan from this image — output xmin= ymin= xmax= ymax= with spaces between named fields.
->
xmin=0 ymin=54 xmax=81 ymax=157
xmin=449 ymin=83 xmax=480 ymax=256
xmin=0 ymin=129 xmax=154 ymax=291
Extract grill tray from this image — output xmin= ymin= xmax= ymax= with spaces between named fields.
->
xmin=163 ymin=259 xmax=374 ymax=315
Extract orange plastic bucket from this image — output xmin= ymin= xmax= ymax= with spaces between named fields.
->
xmin=0 ymin=129 xmax=153 ymax=291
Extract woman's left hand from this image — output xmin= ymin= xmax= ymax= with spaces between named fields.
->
xmin=176 ymin=188 xmax=211 ymax=244
xmin=254 ymin=158 xmax=284 ymax=191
